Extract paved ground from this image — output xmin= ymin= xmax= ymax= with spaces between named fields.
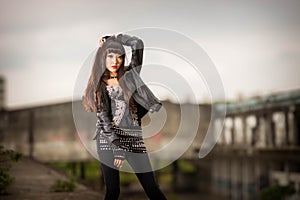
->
xmin=1 ymin=157 xmax=102 ymax=200
xmin=1 ymin=157 xmax=222 ymax=200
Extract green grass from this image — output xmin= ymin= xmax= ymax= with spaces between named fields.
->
xmin=178 ymin=160 xmax=197 ymax=173
xmin=50 ymin=161 xmax=101 ymax=180
xmin=120 ymin=172 xmax=138 ymax=186
xmin=49 ymin=159 xmax=198 ymax=188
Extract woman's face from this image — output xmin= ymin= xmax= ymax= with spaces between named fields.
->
xmin=105 ymin=52 xmax=123 ymax=73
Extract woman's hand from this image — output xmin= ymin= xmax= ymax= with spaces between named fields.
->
xmin=99 ymin=37 xmax=106 ymax=47
xmin=114 ymin=159 xmax=124 ymax=168
xmin=99 ymin=35 xmax=112 ymax=47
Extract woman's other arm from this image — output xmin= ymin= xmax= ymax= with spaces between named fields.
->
xmin=96 ymin=110 xmax=126 ymax=161
xmin=95 ymin=109 xmax=118 ymax=144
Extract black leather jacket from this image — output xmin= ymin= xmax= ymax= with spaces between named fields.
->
xmin=94 ymin=34 xmax=162 ymax=149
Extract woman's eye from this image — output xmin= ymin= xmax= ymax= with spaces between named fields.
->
xmin=107 ymin=55 xmax=113 ymax=58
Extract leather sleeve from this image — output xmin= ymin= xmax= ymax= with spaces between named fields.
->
xmin=96 ymin=110 xmax=119 ymax=145
xmin=116 ymin=34 xmax=144 ymax=74
xmin=96 ymin=111 xmax=126 ymax=160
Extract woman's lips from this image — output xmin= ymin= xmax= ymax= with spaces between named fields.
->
xmin=112 ymin=65 xmax=118 ymax=69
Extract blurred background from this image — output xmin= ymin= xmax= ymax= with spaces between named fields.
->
xmin=1 ymin=0 xmax=300 ymax=199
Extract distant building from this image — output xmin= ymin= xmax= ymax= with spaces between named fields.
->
xmin=0 ymin=76 xmax=5 ymax=110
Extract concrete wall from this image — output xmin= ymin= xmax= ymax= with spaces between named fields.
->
xmin=0 ymin=100 xmax=212 ymax=162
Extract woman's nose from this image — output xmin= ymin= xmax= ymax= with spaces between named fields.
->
xmin=112 ymin=56 xmax=117 ymax=63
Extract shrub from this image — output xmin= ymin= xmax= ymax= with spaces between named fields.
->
xmin=50 ymin=178 xmax=77 ymax=192
xmin=260 ymin=185 xmax=295 ymax=200
xmin=0 ymin=146 xmax=22 ymax=194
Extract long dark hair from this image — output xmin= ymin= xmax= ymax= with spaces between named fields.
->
xmin=82 ymin=36 xmax=126 ymax=112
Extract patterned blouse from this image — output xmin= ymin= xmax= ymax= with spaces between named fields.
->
xmin=97 ymin=85 xmax=147 ymax=153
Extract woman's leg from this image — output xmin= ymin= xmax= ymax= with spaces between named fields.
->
xmin=96 ymin=135 xmax=121 ymax=199
xmin=101 ymin=163 xmax=120 ymax=200
xmin=126 ymin=152 xmax=167 ymax=200
xmin=98 ymin=149 xmax=120 ymax=200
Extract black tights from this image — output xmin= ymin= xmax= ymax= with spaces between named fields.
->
xmin=99 ymin=151 xmax=167 ymax=200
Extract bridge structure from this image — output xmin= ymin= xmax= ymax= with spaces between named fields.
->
xmin=210 ymin=89 xmax=300 ymax=199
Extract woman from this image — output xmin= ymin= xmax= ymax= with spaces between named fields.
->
xmin=83 ymin=34 xmax=167 ymax=200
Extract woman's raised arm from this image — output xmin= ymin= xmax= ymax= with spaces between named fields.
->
xmin=116 ymin=34 xmax=144 ymax=73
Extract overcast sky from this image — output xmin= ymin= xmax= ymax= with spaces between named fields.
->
xmin=1 ymin=0 xmax=300 ymax=109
